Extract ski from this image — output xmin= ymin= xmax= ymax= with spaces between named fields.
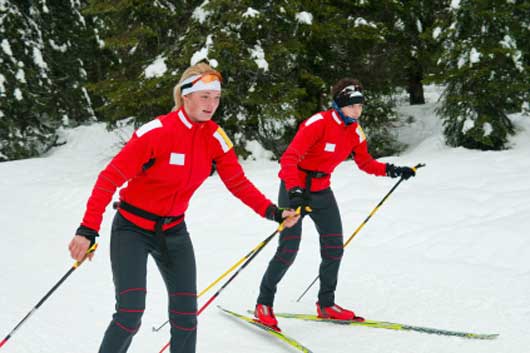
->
xmin=269 ymin=312 xmax=499 ymax=340
xmin=219 ymin=306 xmax=314 ymax=352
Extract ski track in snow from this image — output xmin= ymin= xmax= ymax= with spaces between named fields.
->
xmin=1 ymin=88 xmax=530 ymax=353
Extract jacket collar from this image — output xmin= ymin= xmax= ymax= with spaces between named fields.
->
xmin=177 ymin=107 xmax=193 ymax=129
xmin=331 ymin=110 xmax=343 ymax=125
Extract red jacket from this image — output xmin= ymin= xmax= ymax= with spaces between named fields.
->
xmin=279 ymin=109 xmax=387 ymax=192
xmin=81 ymin=107 xmax=273 ymax=232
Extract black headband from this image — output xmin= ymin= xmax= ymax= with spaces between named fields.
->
xmin=334 ymin=85 xmax=364 ymax=107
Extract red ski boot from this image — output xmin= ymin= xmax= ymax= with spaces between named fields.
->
xmin=254 ymin=304 xmax=281 ymax=331
xmin=316 ymin=303 xmax=365 ymax=322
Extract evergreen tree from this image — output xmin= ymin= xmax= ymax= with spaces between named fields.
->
xmin=181 ymin=0 xmax=315 ymax=158
xmin=309 ymin=0 xmax=405 ymax=156
xmin=83 ymin=0 xmax=203 ymax=126
xmin=173 ymin=0 xmax=402 ymax=158
xmin=1 ymin=0 xmax=56 ymax=160
xmin=0 ymin=0 xmax=99 ymax=161
xmin=433 ymin=0 xmax=530 ymax=150
xmin=511 ymin=0 xmax=530 ymax=109
xmin=367 ymin=0 xmax=450 ymax=105
xmin=40 ymin=0 xmax=102 ymax=125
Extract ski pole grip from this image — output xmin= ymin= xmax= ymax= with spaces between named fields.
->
xmin=412 ymin=163 xmax=426 ymax=172
xmin=295 ymin=206 xmax=303 ymax=216
xmin=278 ymin=207 xmax=302 ymax=232
xmin=74 ymin=243 xmax=99 ymax=268
xmin=86 ymin=242 xmax=98 ymax=255
xmin=90 ymin=243 xmax=98 ymax=250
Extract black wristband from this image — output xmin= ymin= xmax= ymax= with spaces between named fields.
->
xmin=265 ymin=204 xmax=284 ymax=223
xmin=386 ymin=163 xmax=398 ymax=178
xmin=75 ymin=225 xmax=99 ymax=247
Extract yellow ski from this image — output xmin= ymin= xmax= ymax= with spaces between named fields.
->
xmin=273 ymin=312 xmax=499 ymax=340
xmin=219 ymin=306 xmax=314 ymax=352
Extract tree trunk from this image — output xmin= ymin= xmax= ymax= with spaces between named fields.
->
xmin=407 ymin=67 xmax=425 ymax=105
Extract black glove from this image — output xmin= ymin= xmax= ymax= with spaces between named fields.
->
xmin=265 ymin=204 xmax=285 ymax=223
xmin=75 ymin=225 xmax=99 ymax=247
xmin=287 ymin=187 xmax=306 ymax=209
xmin=288 ymin=187 xmax=313 ymax=216
xmin=386 ymin=163 xmax=416 ymax=180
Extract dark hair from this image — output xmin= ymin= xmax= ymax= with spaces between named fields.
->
xmin=331 ymin=78 xmax=363 ymax=99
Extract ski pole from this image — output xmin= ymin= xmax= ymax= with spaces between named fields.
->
xmin=296 ymin=163 xmax=425 ymax=302
xmin=157 ymin=209 xmax=301 ymax=353
xmin=0 ymin=243 xmax=98 ymax=349
xmin=151 ymin=227 xmax=281 ymax=332
xmin=157 ymin=225 xmax=283 ymax=353
xmin=197 ymin=226 xmax=280 ymax=315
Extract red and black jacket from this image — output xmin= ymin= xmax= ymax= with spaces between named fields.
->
xmin=81 ymin=107 xmax=273 ymax=233
xmin=279 ymin=109 xmax=387 ymax=192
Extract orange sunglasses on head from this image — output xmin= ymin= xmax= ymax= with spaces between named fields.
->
xmin=181 ymin=71 xmax=223 ymax=90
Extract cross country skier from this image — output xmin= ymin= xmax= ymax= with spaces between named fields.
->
xmin=254 ymin=78 xmax=415 ymax=330
xmin=68 ymin=62 xmax=299 ymax=353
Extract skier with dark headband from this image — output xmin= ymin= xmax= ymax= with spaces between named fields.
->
xmin=68 ymin=62 xmax=299 ymax=353
xmin=254 ymin=78 xmax=415 ymax=330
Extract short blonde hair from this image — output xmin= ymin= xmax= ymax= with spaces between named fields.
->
xmin=172 ymin=62 xmax=222 ymax=111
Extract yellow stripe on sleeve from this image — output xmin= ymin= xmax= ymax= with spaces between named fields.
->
xmin=356 ymin=125 xmax=366 ymax=143
xmin=214 ymin=127 xmax=234 ymax=152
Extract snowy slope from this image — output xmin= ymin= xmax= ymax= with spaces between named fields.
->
xmin=1 ymin=87 xmax=530 ymax=353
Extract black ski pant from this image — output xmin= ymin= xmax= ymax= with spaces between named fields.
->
xmin=98 ymin=212 xmax=197 ymax=353
xmin=257 ymin=182 xmax=344 ymax=307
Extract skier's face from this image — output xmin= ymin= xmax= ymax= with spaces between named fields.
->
xmin=341 ymin=104 xmax=363 ymax=120
xmin=183 ymin=90 xmax=221 ymax=122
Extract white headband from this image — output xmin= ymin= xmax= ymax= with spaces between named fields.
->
xmin=180 ymin=74 xmax=221 ymax=96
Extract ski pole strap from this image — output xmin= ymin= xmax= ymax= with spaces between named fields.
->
xmin=153 ymin=219 xmax=171 ymax=265
xmin=113 ymin=201 xmax=184 ymax=264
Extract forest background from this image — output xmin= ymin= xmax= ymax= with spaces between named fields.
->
xmin=1 ymin=0 xmax=529 ymax=161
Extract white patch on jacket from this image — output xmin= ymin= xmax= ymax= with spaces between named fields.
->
xmin=169 ymin=153 xmax=185 ymax=166
xmin=324 ymin=143 xmax=336 ymax=152
xmin=136 ymin=119 xmax=162 ymax=137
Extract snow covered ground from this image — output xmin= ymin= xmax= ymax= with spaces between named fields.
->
xmin=1 ymin=87 xmax=530 ymax=353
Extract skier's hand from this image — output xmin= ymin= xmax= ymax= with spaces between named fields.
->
xmin=68 ymin=225 xmax=99 ymax=261
xmin=287 ymin=187 xmax=306 ymax=209
xmin=288 ymin=187 xmax=312 ymax=215
xmin=69 ymin=235 xmax=94 ymax=262
xmin=281 ymin=208 xmax=300 ymax=228
xmin=265 ymin=205 xmax=300 ymax=228
xmin=386 ymin=163 xmax=416 ymax=180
